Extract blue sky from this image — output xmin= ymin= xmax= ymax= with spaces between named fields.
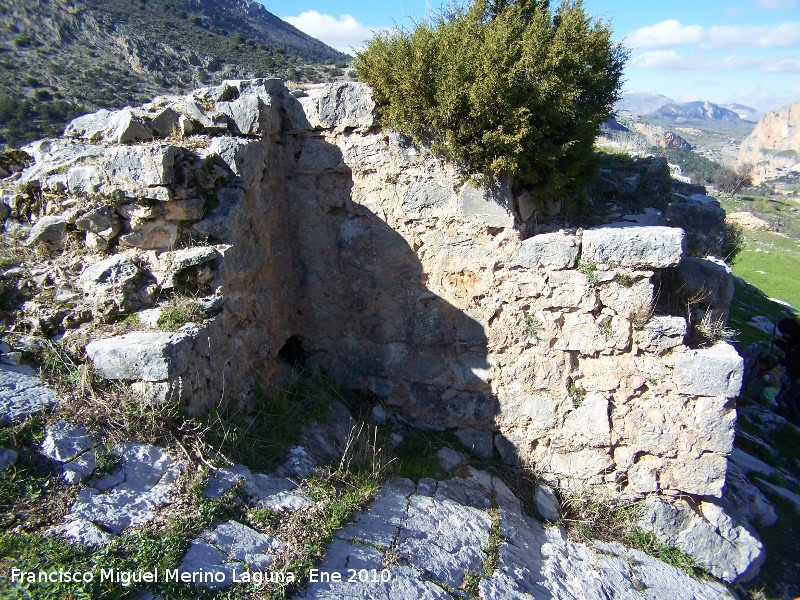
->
xmin=258 ymin=0 xmax=800 ymax=113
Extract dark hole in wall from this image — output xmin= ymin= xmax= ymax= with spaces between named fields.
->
xmin=277 ymin=335 xmax=307 ymax=368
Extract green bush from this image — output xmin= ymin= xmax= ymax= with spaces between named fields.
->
xmin=355 ymin=0 xmax=627 ymax=199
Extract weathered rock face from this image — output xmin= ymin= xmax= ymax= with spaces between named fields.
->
xmin=738 ymin=101 xmax=800 ymax=184
xmin=2 ymin=79 xmax=743 ymax=500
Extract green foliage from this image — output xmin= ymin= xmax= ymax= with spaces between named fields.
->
xmin=625 ymin=530 xmax=697 ymax=572
xmin=578 ymin=260 xmax=599 ymax=286
xmin=392 ymin=431 xmax=440 ymax=481
xmin=156 ymin=299 xmax=207 ymax=330
xmin=721 ymin=221 xmax=746 ymax=264
xmin=652 ymin=146 xmax=724 ymax=185
xmin=355 ymin=0 xmax=627 ymax=198
xmin=524 ymin=314 xmax=541 ymax=338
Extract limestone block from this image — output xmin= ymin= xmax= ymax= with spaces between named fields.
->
xmin=41 ymin=420 xmax=97 ymax=463
xmin=107 ymin=109 xmax=153 ymax=144
xmin=86 ymin=331 xmax=193 ymax=381
xmin=208 ymin=137 xmax=265 ymax=187
xmin=98 ymin=145 xmax=178 ymax=200
xmin=0 ymin=447 xmax=17 ymax=471
xmin=74 ymin=206 xmax=120 ymax=240
xmin=458 ymin=180 xmax=515 ymax=228
xmin=66 ymin=165 xmax=102 ymax=194
xmin=63 ymin=109 xmax=117 ymax=141
xmin=402 ymin=182 xmax=452 ymax=217
xmin=634 ymin=316 xmax=687 ymax=355
xmin=724 ymin=462 xmax=777 ymax=528
xmin=545 ymin=448 xmax=614 ymax=480
xmin=149 ymin=107 xmax=181 ymax=137
xmin=674 ymin=256 xmax=735 ymax=312
xmin=162 ymin=246 xmax=220 ymax=289
xmin=316 ymin=82 xmax=376 ymax=129
xmin=499 ymin=394 xmax=557 ymax=429
xmin=627 ymin=454 xmax=662 ymax=494
xmin=118 ymin=221 xmax=178 ymax=250
xmin=562 ymin=393 xmax=611 ymax=439
xmin=217 ymin=95 xmax=273 ymax=136
xmin=666 ymin=196 xmax=726 ymax=255
xmin=661 ymin=454 xmax=728 ymax=497
xmin=673 ymin=343 xmax=743 ymax=398
xmin=513 ymin=231 xmax=580 ymax=270
xmin=543 ymin=271 xmax=597 ymax=311
xmin=639 ymin=497 xmax=765 ymax=583
xmin=555 ymin=313 xmax=605 ymax=355
xmin=581 ymin=223 xmax=685 ymax=268
xmin=0 ymin=364 xmax=61 ymax=425
xmin=534 ymin=484 xmax=561 ymax=521
xmin=201 ymin=520 xmax=284 ymax=571
xmin=25 ymin=215 xmax=67 ymax=247
xmin=454 ymin=428 xmax=494 ymax=458
xmin=598 ymin=277 xmax=653 ymax=316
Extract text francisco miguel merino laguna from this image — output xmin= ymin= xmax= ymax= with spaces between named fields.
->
xmin=10 ymin=568 xmax=302 ymax=587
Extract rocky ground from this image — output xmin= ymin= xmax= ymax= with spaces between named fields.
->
xmin=0 ymin=364 xmax=755 ymax=599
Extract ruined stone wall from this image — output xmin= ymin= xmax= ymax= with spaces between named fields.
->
xmin=2 ymin=79 xmax=743 ymax=500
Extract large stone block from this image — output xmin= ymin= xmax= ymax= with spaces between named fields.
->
xmin=581 ymin=223 xmax=685 ymax=269
xmin=633 ymin=316 xmax=687 ymax=355
xmin=666 ymin=195 xmax=726 ymax=256
xmin=458 ymin=180 xmax=515 ymax=228
xmin=86 ymin=332 xmax=193 ymax=381
xmin=513 ymin=231 xmax=580 ymax=270
xmin=673 ymin=343 xmax=743 ymax=398
xmin=639 ymin=496 xmax=765 ymax=583
xmin=673 ymin=256 xmax=735 ymax=313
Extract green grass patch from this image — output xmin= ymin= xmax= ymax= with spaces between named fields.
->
xmin=728 ymin=277 xmax=798 ymax=348
xmin=744 ymin=495 xmax=800 ymax=599
xmin=156 ymin=299 xmax=207 ymax=330
xmin=767 ymin=423 xmax=800 ymax=463
xmin=392 ymin=432 xmax=440 ymax=481
xmin=625 ymin=529 xmax=698 ymax=573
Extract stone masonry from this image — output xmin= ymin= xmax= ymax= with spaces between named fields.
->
xmin=2 ymin=79 xmax=743 ymax=499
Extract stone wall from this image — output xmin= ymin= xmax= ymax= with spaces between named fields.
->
xmin=2 ymin=79 xmax=743 ymax=499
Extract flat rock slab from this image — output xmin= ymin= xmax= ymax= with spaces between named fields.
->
xmin=639 ymin=496 xmax=764 ymax=583
xmin=201 ymin=463 xmax=315 ymax=512
xmin=0 ymin=363 xmax=61 ymax=425
xmin=581 ymin=223 xmax=685 ymax=269
xmin=301 ymin=469 xmax=740 ymax=599
xmin=178 ymin=539 xmax=245 ymax=590
xmin=201 ymin=520 xmax=284 ymax=571
xmin=70 ymin=443 xmax=181 ymax=533
xmin=41 ymin=420 xmax=98 ymax=463
xmin=48 ymin=517 xmax=115 ymax=547
xmin=85 ymin=331 xmax=193 ymax=381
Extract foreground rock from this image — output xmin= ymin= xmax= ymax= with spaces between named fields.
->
xmin=0 ymin=364 xmax=61 ymax=425
xmin=298 ymin=469 xmax=739 ymax=599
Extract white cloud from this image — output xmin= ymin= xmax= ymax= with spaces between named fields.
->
xmin=625 ymin=20 xmax=705 ymax=50
xmin=625 ymin=20 xmax=800 ymax=51
xmin=283 ymin=11 xmax=382 ymax=53
xmin=754 ymin=0 xmax=798 ymax=10
xmin=629 ymin=50 xmax=704 ymax=70
xmin=705 ymin=22 xmax=800 ymax=48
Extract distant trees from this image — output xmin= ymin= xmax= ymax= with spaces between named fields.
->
xmin=355 ymin=0 xmax=627 ymax=200
xmin=714 ymin=163 xmax=753 ymax=195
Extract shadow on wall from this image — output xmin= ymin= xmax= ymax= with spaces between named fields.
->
xmin=272 ymin=134 xmax=501 ymax=433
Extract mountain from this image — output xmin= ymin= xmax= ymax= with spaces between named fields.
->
xmin=739 ymin=101 xmax=800 ymax=184
xmin=614 ymin=93 xmax=675 ymax=116
xmin=649 ymin=100 xmax=753 ymax=124
xmin=0 ymin=0 xmax=349 ymax=148
xmin=722 ymin=103 xmax=761 ymax=122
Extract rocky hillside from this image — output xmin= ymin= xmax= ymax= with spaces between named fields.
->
xmin=738 ymin=101 xmax=800 ymax=185
xmin=0 ymin=0 xmax=349 ymax=148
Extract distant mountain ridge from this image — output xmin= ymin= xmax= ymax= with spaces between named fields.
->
xmin=616 ymin=93 xmax=759 ymax=125
xmin=0 ymin=0 xmax=348 ymax=147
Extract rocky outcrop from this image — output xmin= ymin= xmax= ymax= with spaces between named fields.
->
xmin=738 ymin=101 xmax=800 ymax=184
xmin=659 ymin=131 xmax=691 ymax=150
xmin=0 ymin=79 xmax=744 ymax=504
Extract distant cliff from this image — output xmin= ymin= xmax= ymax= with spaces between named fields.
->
xmin=738 ymin=101 xmax=800 ymax=184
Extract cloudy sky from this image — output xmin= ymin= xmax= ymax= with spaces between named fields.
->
xmin=259 ymin=0 xmax=800 ymax=113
